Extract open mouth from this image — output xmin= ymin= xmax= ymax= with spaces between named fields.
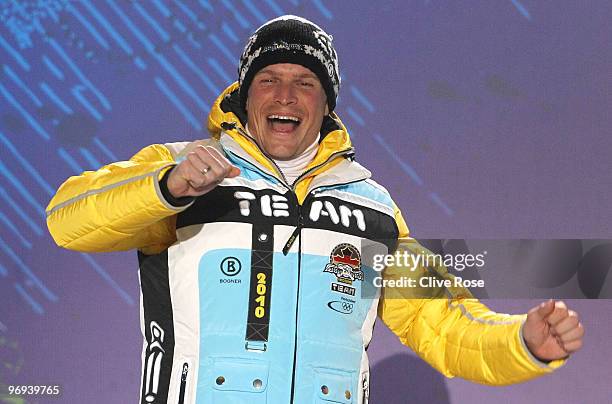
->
xmin=267 ymin=114 xmax=301 ymax=133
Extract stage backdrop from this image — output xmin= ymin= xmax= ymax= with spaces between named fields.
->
xmin=1 ymin=1 xmax=611 ymax=403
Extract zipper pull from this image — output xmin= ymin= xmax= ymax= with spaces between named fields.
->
xmin=283 ymin=206 xmax=303 ymax=255
xmin=220 ymin=121 xmax=237 ymax=131
xmin=282 ymin=227 xmax=300 ymax=255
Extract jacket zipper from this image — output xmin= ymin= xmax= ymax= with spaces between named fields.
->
xmin=288 ymin=200 xmax=302 ymax=404
xmin=177 ymin=362 xmax=189 ymax=404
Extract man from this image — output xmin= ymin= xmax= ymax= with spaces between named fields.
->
xmin=46 ymin=15 xmax=584 ymax=404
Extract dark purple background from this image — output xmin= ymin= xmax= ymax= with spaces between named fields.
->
xmin=0 ymin=1 xmax=610 ymax=403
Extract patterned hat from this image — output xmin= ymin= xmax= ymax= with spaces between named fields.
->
xmin=238 ymin=15 xmax=340 ymax=112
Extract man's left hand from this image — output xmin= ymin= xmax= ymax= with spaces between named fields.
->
xmin=523 ymin=300 xmax=585 ymax=362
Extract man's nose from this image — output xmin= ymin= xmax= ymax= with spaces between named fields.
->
xmin=274 ymin=82 xmax=297 ymax=105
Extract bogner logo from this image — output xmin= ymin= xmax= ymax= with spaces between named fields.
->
xmin=220 ymin=257 xmax=242 ymax=284
xmin=324 ymin=244 xmax=364 ymax=285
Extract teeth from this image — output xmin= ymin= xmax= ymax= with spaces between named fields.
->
xmin=268 ymin=114 xmax=300 ymax=122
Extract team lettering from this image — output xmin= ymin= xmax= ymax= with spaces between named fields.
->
xmin=310 ymin=200 xmax=366 ymax=231
xmin=234 ymin=192 xmax=366 ymax=230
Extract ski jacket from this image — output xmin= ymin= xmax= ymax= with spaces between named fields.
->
xmin=46 ymin=83 xmax=565 ymax=404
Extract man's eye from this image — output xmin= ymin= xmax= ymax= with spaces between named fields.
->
xmin=300 ymin=81 xmax=314 ymax=87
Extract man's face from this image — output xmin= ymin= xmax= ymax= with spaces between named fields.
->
xmin=246 ymin=63 xmax=329 ymax=161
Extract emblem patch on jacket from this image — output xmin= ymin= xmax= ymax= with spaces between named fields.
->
xmin=324 ymin=243 xmax=364 ymax=287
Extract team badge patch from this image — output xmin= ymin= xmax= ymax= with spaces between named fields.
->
xmin=324 ymin=243 xmax=364 ymax=285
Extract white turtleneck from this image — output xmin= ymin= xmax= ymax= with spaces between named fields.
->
xmin=273 ymin=135 xmax=320 ymax=185
xmin=246 ymin=125 xmax=320 ymax=185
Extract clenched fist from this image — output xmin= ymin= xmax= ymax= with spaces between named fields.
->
xmin=167 ymin=144 xmax=240 ymax=198
xmin=523 ymin=300 xmax=585 ymax=362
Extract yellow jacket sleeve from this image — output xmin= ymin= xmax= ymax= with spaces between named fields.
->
xmin=378 ymin=204 xmax=566 ymax=385
xmin=46 ymin=144 xmax=188 ymax=255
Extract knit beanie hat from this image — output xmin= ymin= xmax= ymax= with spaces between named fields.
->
xmin=238 ymin=15 xmax=340 ymax=112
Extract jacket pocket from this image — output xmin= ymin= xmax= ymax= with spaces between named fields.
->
xmin=211 ymin=357 xmax=269 ymax=404
xmin=313 ymin=367 xmax=354 ymax=403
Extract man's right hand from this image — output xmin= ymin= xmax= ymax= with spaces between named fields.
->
xmin=166 ymin=145 xmax=241 ymax=198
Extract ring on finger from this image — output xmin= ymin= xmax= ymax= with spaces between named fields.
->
xmin=200 ymin=166 xmax=210 ymax=175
